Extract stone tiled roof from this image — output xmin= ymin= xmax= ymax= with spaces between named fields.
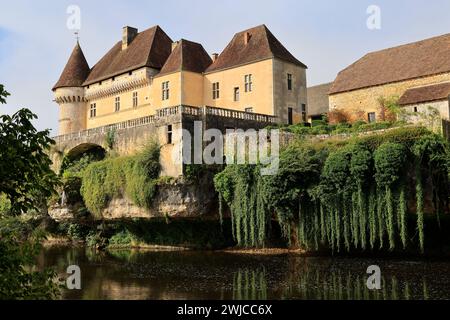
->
xmin=53 ymin=42 xmax=90 ymax=90
xmin=158 ymin=39 xmax=212 ymax=76
xmin=83 ymin=26 xmax=173 ymax=85
xmin=330 ymin=33 xmax=450 ymax=95
xmin=206 ymin=24 xmax=306 ymax=73
xmin=398 ymin=82 xmax=450 ymax=105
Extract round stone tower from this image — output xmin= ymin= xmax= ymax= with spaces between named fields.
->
xmin=52 ymin=41 xmax=90 ymax=135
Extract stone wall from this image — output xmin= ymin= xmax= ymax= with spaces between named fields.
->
xmin=329 ymin=72 xmax=450 ymax=122
xmin=49 ymin=174 xmax=218 ymax=221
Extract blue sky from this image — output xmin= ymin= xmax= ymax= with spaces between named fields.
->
xmin=1 ymin=0 xmax=450 ymax=133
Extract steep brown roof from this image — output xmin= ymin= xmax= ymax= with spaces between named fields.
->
xmin=330 ymin=33 xmax=450 ymax=95
xmin=206 ymin=25 xmax=306 ymax=73
xmin=398 ymin=82 xmax=450 ymax=105
xmin=53 ymin=42 xmax=90 ymax=90
xmin=84 ymin=26 xmax=172 ymax=85
xmin=158 ymin=39 xmax=212 ymax=76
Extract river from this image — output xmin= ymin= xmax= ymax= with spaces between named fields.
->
xmin=38 ymin=246 xmax=450 ymax=300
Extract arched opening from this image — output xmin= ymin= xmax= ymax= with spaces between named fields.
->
xmin=60 ymin=143 xmax=106 ymax=175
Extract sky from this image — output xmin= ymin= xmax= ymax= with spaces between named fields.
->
xmin=1 ymin=0 xmax=450 ymax=134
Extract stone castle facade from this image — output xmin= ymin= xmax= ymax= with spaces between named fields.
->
xmin=53 ymin=24 xmax=308 ymax=136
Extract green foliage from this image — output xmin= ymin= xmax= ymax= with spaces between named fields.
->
xmin=107 ymin=219 xmax=232 ymax=249
xmin=67 ymin=223 xmax=90 ymax=240
xmin=374 ymin=143 xmax=406 ymax=186
xmin=283 ymin=119 xmax=402 ymax=137
xmin=0 ymin=193 xmax=11 ymax=217
xmin=0 ymin=87 xmax=59 ymax=215
xmin=109 ymin=229 xmax=137 ymax=246
xmin=60 ymin=147 xmax=105 ymax=177
xmin=80 ymin=142 xmax=160 ymax=217
xmin=105 ymin=128 xmax=116 ymax=150
xmin=215 ymin=127 xmax=449 ymax=252
xmin=0 ymin=217 xmax=60 ymax=299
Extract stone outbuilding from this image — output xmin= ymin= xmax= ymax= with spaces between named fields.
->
xmin=398 ymin=82 xmax=450 ymax=123
xmin=306 ymin=82 xmax=332 ymax=122
xmin=329 ymin=33 xmax=450 ymax=123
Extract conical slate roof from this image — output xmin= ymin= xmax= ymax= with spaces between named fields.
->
xmin=53 ymin=42 xmax=90 ymax=90
xmin=159 ymin=39 xmax=212 ymax=76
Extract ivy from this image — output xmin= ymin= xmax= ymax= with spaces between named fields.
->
xmin=214 ymin=127 xmax=449 ymax=252
xmin=80 ymin=142 xmax=160 ymax=218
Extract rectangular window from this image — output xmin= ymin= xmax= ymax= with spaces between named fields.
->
xmin=245 ymin=107 xmax=253 ymax=113
xmin=288 ymin=107 xmax=293 ymax=125
xmin=132 ymin=91 xmax=138 ymax=108
xmin=414 ymin=106 xmax=418 ymax=113
xmin=90 ymin=103 xmax=96 ymax=118
xmin=162 ymin=81 xmax=170 ymax=100
xmin=167 ymin=124 xmax=173 ymax=144
xmin=234 ymin=87 xmax=240 ymax=102
xmin=115 ymin=96 xmax=120 ymax=112
xmin=212 ymin=82 xmax=220 ymax=100
xmin=301 ymin=103 xmax=307 ymax=122
xmin=368 ymin=112 xmax=376 ymax=123
xmin=287 ymin=74 xmax=292 ymax=91
xmin=245 ymin=74 xmax=253 ymax=92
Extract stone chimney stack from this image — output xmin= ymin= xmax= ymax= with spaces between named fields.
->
xmin=122 ymin=26 xmax=138 ymax=50
xmin=211 ymin=53 xmax=219 ymax=62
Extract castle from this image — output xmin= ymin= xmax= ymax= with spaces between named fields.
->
xmin=53 ymin=24 xmax=308 ymax=136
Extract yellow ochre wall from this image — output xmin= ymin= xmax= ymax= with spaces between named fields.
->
xmin=85 ymin=67 xmax=156 ymax=129
xmin=329 ymin=72 xmax=450 ymax=122
xmin=203 ymin=59 xmax=274 ymax=115
xmin=56 ymin=59 xmax=308 ymax=134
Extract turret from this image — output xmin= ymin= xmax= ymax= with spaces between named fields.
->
xmin=52 ymin=41 xmax=90 ymax=135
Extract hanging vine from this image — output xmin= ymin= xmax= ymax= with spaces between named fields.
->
xmin=214 ymin=127 xmax=449 ymax=253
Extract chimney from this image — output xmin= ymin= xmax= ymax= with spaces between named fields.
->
xmin=211 ymin=53 xmax=219 ymax=62
xmin=171 ymin=41 xmax=180 ymax=52
xmin=122 ymin=26 xmax=138 ymax=50
xmin=244 ymin=32 xmax=251 ymax=45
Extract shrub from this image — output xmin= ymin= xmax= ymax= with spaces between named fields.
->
xmin=0 ymin=193 xmax=11 ymax=216
xmin=80 ymin=142 xmax=160 ymax=218
xmin=109 ymin=230 xmax=137 ymax=247
xmin=67 ymin=223 xmax=90 ymax=240
xmin=215 ymin=126 xmax=449 ymax=252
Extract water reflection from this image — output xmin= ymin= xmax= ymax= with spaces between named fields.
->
xmin=38 ymin=246 xmax=450 ymax=300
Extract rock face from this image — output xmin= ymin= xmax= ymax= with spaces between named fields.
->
xmin=49 ymin=176 xmax=218 ymax=221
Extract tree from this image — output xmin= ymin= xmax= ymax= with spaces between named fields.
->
xmin=0 ymin=85 xmax=61 ymax=299
xmin=0 ymin=85 xmax=59 ymax=215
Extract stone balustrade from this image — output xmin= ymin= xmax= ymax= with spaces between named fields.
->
xmin=53 ymin=105 xmax=278 ymax=142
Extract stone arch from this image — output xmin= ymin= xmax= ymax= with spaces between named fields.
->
xmin=66 ymin=143 xmax=106 ymax=160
